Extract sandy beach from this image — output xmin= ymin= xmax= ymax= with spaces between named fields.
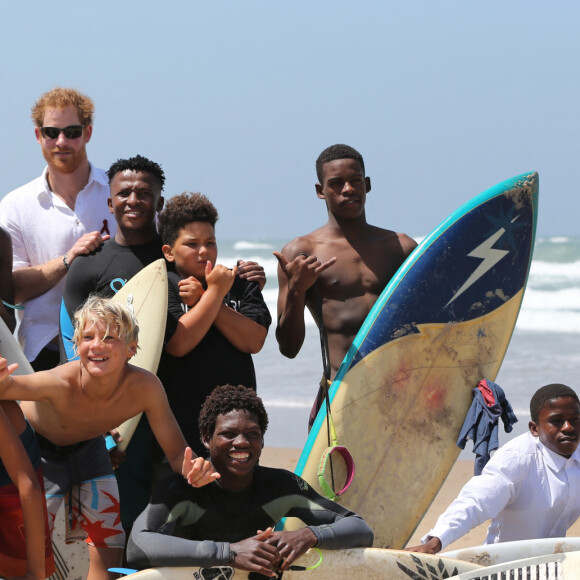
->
xmin=262 ymin=446 xmax=580 ymax=551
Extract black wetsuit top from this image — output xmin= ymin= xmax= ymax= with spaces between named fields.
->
xmin=127 ymin=466 xmax=374 ymax=569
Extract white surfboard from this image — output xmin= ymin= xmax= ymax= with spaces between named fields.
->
xmin=119 ymin=548 xmax=482 ymax=580
xmin=110 ymin=258 xmax=168 ymax=452
xmin=442 ymin=536 xmax=580 ymax=567
xmin=449 ymin=550 xmax=580 ymax=579
xmin=0 ymin=317 xmax=33 ymax=375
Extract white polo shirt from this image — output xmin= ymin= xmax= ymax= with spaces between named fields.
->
xmin=0 ymin=165 xmax=116 ymax=361
xmin=423 ymin=432 xmax=580 ymax=548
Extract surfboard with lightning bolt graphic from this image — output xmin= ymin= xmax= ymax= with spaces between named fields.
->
xmin=288 ymin=172 xmax=538 ymax=550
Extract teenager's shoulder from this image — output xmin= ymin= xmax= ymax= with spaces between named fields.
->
xmin=489 ymin=432 xmax=538 ymax=467
xmin=280 ymin=225 xmax=334 ymax=257
xmin=38 ymin=362 xmax=84 ymax=394
xmin=50 ymin=361 xmax=81 ymax=381
xmin=255 ymin=465 xmax=311 ymax=489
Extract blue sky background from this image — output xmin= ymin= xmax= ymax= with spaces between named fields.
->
xmin=1 ymin=2 xmax=578 ymax=240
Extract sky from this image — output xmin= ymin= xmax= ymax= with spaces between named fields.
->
xmin=1 ymin=1 xmax=578 ymax=241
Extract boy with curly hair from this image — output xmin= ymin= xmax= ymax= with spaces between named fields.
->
xmin=127 ymin=385 xmax=373 ymax=575
xmin=157 ymin=193 xmax=272 ymax=457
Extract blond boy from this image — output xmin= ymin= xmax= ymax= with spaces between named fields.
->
xmin=0 ymin=296 xmax=218 ymax=580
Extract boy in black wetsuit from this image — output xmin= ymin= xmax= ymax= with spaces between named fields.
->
xmin=127 ymin=385 xmax=373 ymax=575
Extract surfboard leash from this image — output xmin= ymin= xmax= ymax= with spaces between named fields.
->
xmin=313 ymin=281 xmax=335 ymax=475
xmin=313 ymin=281 xmax=355 ymax=501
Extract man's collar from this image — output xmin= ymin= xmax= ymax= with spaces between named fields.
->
xmin=537 ymin=438 xmax=580 ymax=472
xmin=38 ymin=167 xmax=53 ymax=202
xmin=87 ymin=162 xmax=108 ymax=186
xmin=38 ymin=162 xmax=105 ymax=202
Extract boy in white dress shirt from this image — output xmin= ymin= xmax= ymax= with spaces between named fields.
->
xmin=407 ymin=383 xmax=580 ymax=553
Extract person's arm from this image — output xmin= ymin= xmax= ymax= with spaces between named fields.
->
xmin=140 ymin=371 xmax=219 ymax=486
xmin=0 ymin=357 xmax=57 ymax=402
xmin=273 ymin=243 xmax=336 ymax=359
xmin=0 ymin=228 xmax=16 ymax=331
xmin=212 ymin=279 xmax=270 ymax=354
xmin=266 ymin=474 xmax=373 ymax=568
xmin=127 ymin=491 xmax=231 ymax=569
xmin=213 ymin=305 xmax=268 ymax=353
xmin=128 ymin=500 xmax=280 ymax=574
xmin=13 ymin=231 xmax=108 ymax=303
xmin=165 ymin=263 xmax=237 ymax=357
xmin=405 ymin=452 xmax=523 ymax=552
xmin=0 ymin=407 xmax=46 ymax=580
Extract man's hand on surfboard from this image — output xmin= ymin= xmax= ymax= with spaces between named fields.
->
xmin=182 ymin=446 xmax=220 ymax=487
xmin=273 ymin=251 xmax=336 ymax=293
xmin=405 ymin=536 xmax=442 ymax=554
xmin=262 ymin=528 xmax=318 ymax=571
xmin=229 ymin=527 xmax=280 ymax=577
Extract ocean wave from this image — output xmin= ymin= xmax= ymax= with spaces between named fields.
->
xmin=527 ymin=260 xmax=580 ymax=288
xmin=261 ymin=399 xmax=312 ymax=409
xmin=233 ymin=241 xmax=274 ymax=250
xmin=536 ymin=236 xmax=574 ymax=244
xmin=220 ymin=254 xmax=279 ymax=276
xmin=516 ymin=310 xmax=580 ymax=334
xmin=522 ymin=287 xmax=580 ymax=311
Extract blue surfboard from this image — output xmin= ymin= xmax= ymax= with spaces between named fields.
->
xmin=287 ymin=172 xmax=538 ymax=549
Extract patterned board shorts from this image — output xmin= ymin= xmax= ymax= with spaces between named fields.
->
xmin=0 ymin=466 xmax=55 ymax=578
xmin=39 ymin=435 xmax=126 ymax=548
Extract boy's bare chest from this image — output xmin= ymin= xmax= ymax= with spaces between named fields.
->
xmin=24 ymin=387 xmax=141 ymax=445
xmin=317 ymin=242 xmax=400 ymax=297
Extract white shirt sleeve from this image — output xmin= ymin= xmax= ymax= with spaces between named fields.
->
xmin=422 ymin=447 xmax=528 ymax=549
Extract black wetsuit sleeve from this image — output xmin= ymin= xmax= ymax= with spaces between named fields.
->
xmin=284 ymin=476 xmax=374 ymax=550
xmin=307 ymin=514 xmax=374 ymax=550
xmin=127 ymin=502 xmax=232 ymax=569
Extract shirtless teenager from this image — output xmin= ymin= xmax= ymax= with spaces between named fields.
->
xmin=275 ymin=144 xmax=417 ymax=427
xmin=0 ymin=297 xmax=218 ymax=580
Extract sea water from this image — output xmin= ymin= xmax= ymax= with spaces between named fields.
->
xmin=219 ymin=236 xmax=580 ymax=454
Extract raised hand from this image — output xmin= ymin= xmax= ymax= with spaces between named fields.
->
xmin=273 ymin=251 xmax=336 ymax=293
xmin=205 ymin=262 xmax=237 ymax=297
xmin=182 ymin=447 xmax=220 ymax=487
